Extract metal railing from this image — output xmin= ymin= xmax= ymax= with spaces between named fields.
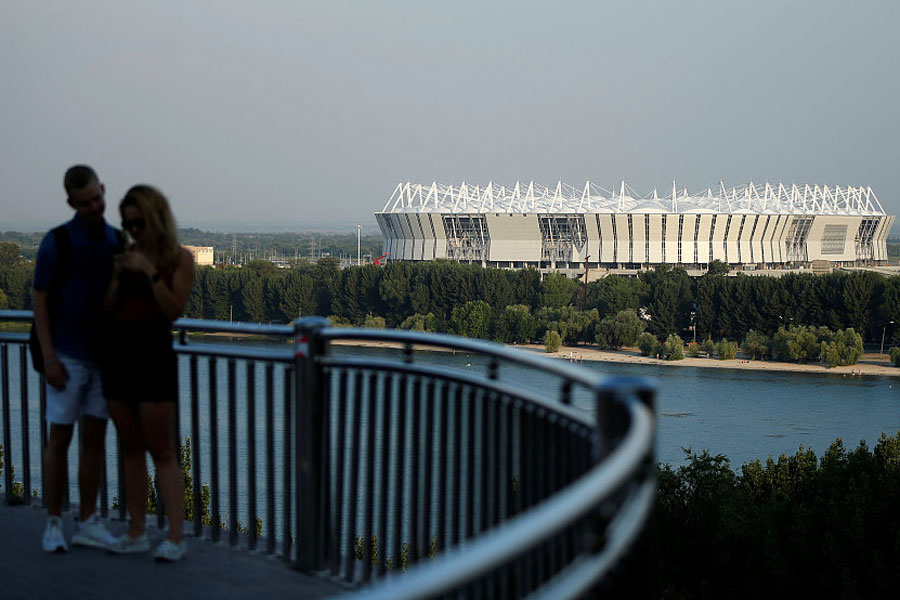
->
xmin=1 ymin=310 xmax=655 ymax=597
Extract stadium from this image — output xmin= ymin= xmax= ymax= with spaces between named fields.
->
xmin=375 ymin=181 xmax=894 ymax=274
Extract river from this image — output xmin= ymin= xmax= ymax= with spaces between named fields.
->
xmin=2 ymin=341 xmax=900 ymax=533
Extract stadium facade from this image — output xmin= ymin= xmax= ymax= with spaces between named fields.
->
xmin=375 ymin=181 xmax=894 ymax=272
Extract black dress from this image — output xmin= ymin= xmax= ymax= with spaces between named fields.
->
xmin=100 ymin=266 xmax=178 ymax=404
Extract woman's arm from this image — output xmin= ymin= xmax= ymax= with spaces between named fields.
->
xmin=103 ymin=254 xmax=124 ymax=313
xmin=124 ymin=247 xmax=195 ymax=321
xmin=152 ymin=248 xmax=195 ymax=321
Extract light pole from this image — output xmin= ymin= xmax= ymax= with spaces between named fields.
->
xmin=690 ymin=303 xmax=697 ymax=344
xmin=356 ymin=225 xmax=362 ymax=267
xmin=881 ymin=320 xmax=894 ymax=365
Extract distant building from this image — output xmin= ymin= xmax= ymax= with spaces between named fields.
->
xmin=376 ymin=181 xmax=894 ymax=273
xmin=184 ymin=245 xmax=214 ymax=266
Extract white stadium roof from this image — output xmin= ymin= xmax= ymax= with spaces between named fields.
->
xmin=381 ymin=181 xmax=885 ymax=216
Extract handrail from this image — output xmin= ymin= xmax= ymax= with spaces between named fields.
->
xmin=174 ymin=318 xmax=294 ymax=337
xmin=342 ymin=395 xmax=654 ymax=599
xmin=321 ymin=327 xmax=602 ymax=390
xmin=319 ymin=356 xmax=594 ymax=423
xmin=1 ymin=310 xmax=656 ymax=597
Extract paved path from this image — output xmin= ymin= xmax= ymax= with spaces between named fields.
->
xmin=0 ymin=502 xmax=347 ymax=600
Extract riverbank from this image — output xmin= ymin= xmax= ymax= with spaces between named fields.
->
xmin=531 ymin=344 xmax=900 ymax=378
xmin=188 ymin=331 xmax=900 ymax=378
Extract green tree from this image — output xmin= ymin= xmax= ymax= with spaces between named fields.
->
xmin=715 ymin=339 xmax=738 ymax=360
xmin=0 ymin=242 xmax=23 ymax=266
xmin=184 ymin=271 xmax=204 ymax=318
xmin=636 ymin=332 xmax=658 ymax=356
xmin=239 ymin=274 xmax=266 ymax=323
xmin=820 ymin=327 xmax=864 ymax=367
xmin=595 ymin=308 xmax=646 ymax=349
xmin=890 ymin=346 xmax=900 ymax=367
xmin=450 ymin=300 xmax=492 ymax=339
xmin=378 ymin=263 xmax=412 ymax=322
xmin=659 ymin=334 xmax=685 ymax=360
xmin=245 ymin=259 xmax=278 ymax=275
xmin=543 ymin=329 xmax=561 ymax=353
xmin=641 ymin=265 xmax=693 ymax=338
xmin=741 ymin=330 xmax=771 ymax=360
xmin=277 ymin=271 xmax=316 ymax=321
xmin=706 ymin=259 xmax=730 ymax=277
xmin=512 ymin=268 xmax=543 ymax=310
xmin=840 ymin=271 xmax=881 ymax=334
xmin=311 ymin=258 xmax=341 ymax=316
xmin=493 ymin=305 xmax=537 ymax=343
xmin=201 ymin=269 xmax=234 ymax=320
xmin=588 ymin=275 xmax=648 ymax=316
xmin=0 ymin=262 xmax=33 ymax=309
xmin=540 ymin=272 xmax=577 ymax=309
xmin=0 ymin=287 xmax=7 ymax=310
xmin=399 ymin=313 xmax=437 ymax=332
xmin=772 ymin=325 xmax=825 ymax=363
xmin=363 ymin=314 xmax=386 ymax=328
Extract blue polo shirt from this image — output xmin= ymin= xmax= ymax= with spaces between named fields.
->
xmin=33 ymin=216 xmax=118 ymax=361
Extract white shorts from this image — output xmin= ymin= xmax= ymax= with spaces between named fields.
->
xmin=45 ymin=353 xmax=109 ymax=425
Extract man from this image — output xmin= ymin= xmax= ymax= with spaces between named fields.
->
xmin=33 ymin=165 xmax=119 ymax=552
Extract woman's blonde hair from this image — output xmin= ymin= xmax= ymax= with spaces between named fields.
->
xmin=120 ymin=185 xmax=181 ymax=269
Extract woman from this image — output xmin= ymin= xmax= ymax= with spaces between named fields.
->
xmin=102 ymin=185 xmax=194 ymax=561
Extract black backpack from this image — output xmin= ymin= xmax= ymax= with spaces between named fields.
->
xmin=29 ymin=225 xmax=72 ymax=374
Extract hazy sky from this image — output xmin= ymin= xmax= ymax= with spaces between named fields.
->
xmin=1 ymin=1 xmax=898 ymax=232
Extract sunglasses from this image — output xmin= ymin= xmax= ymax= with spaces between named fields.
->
xmin=121 ymin=217 xmax=146 ymax=231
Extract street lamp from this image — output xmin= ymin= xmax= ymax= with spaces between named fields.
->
xmin=881 ymin=320 xmax=894 ymax=365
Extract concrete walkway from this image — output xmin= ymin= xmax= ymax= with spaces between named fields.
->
xmin=0 ymin=502 xmax=347 ymax=600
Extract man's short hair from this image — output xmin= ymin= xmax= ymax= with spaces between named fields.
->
xmin=63 ymin=165 xmax=98 ymax=194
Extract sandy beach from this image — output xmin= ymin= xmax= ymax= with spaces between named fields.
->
xmin=527 ymin=344 xmax=900 ymax=378
xmin=192 ymin=332 xmax=900 ymax=378
xmin=329 ymin=338 xmax=900 ymax=378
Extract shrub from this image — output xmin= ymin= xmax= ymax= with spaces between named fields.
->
xmin=686 ymin=342 xmax=701 ymax=358
xmin=658 ymin=333 xmax=684 ymax=360
xmin=399 ymin=313 xmax=437 ymax=332
xmin=544 ymin=329 xmax=562 ymax=353
xmin=637 ymin=332 xmax=658 ymax=357
xmin=494 ymin=305 xmax=537 ymax=343
xmin=450 ymin=300 xmax=492 ymax=339
xmin=771 ymin=325 xmax=862 ymax=365
xmin=700 ymin=338 xmax=716 ymax=357
xmin=595 ymin=309 xmax=646 ymax=349
xmin=891 ymin=346 xmax=900 ymax=367
xmin=363 ymin=314 xmax=386 ymax=329
xmin=660 ymin=334 xmax=685 ymax=361
xmin=819 ymin=328 xmax=864 ymax=367
xmin=327 ymin=315 xmax=353 ymax=327
xmin=741 ymin=329 xmax=771 ymax=360
xmin=715 ymin=339 xmax=738 ymax=360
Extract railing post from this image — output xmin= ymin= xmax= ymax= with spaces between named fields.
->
xmin=590 ymin=376 xmax=655 ymax=552
xmin=293 ymin=316 xmax=330 ymax=572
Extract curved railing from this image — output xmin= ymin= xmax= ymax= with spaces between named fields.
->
xmin=1 ymin=311 xmax=655 ymax=597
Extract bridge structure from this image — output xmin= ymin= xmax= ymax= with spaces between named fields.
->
xmin=0 ymin=310 xmax=655 ymax=598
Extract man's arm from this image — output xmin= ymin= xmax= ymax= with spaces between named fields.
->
xmin=33 ymin=289 xmax=68 ymax=389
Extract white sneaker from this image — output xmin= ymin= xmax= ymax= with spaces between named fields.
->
xmin=154 ymin=539 xmax=187 ymax=562
xmin=72 ymin=514 xmax=116 ymax=549
xmin=107 ymin=532 xmax=151 ymax=554
xmin=42 ymin=516 xmax=68 ymax=553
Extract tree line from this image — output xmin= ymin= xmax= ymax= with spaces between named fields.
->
xmin=3 ymin=244 xmax=900 ymax=352
xmin=182 ymin=258 xmax=899 ymax=347
xmin=6 ymin=431 xmax=899 ymax=597
xmin=657 ymin=432 xmax=900 ymax=598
